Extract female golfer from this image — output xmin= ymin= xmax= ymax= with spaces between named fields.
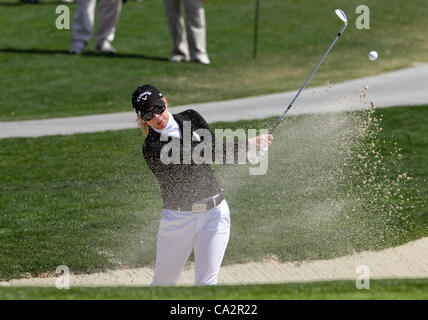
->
xmin=131 ymin=84 xmax=272 ymax=286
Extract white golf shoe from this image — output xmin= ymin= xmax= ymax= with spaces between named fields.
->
xmin=95 ymin=41 xmax=116 ymax=54
xmin=191 ymin=55 xmax=210 ymax=65
xmin=169 ymin=54 xmax=188 ymax=63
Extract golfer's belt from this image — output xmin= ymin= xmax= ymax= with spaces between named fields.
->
xmin=169 ymin=193 xmax=225 ymax=213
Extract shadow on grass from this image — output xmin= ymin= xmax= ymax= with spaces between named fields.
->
xmin=0 ymin=0 xmax=62 ymax=6
xmin=0 ymin=48 xmax=169 ymax=62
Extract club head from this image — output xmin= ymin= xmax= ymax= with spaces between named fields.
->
xmin=335 ymin=9 xmax=348 ymax=26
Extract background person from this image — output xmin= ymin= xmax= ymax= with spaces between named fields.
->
xmin=163 ymin=0 xmax=210 ymax=64
xmin=131 ymin=84 xmax=272 ymax=285
xmin=70 ymin=0 xmax=122 ymax=54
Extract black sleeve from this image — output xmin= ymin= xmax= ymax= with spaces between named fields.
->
xmin=188 ymin=109 xmax=248 ymax=164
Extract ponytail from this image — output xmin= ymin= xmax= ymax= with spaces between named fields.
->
xmin=136 ymin=117 xmax=150 ymax=136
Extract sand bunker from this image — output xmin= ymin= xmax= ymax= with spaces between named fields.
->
xmin=1 ymin=237 xmax=427 ymax=287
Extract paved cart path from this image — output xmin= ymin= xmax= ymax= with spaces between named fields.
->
xmin=1 ymin=64 xmax=427 ymax=139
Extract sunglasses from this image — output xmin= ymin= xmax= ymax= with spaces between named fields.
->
xmin=140 ymin=105 xmax=166 ymax=121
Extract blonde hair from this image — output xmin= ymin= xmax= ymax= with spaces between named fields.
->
xmin=136 ymin=116 xmax=150 ymax=136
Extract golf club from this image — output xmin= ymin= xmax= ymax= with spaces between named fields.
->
xmin=270 ymin=9 xmax=348 ymax=134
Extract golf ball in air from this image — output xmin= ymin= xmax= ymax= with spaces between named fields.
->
xmin=369 ymin=51 xmax=378 ymax=61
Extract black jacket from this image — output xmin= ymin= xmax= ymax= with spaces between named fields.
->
xmin=143 ymin=109 xmax=245 ymax=209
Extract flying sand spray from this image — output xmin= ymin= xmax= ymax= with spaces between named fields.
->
xmin=219 ymin=9 xmax=412 ymax=261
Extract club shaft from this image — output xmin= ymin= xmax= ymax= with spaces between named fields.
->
xmin=271 ymin=24 xmax=347 ymax=134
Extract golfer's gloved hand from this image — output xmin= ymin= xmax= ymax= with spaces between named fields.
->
xmin=247 ymin=134 xmax=273 ymax=164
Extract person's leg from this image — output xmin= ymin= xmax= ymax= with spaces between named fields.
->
xmin=151 ymin=210 xmax=197 ymax=286
xmin=183 ymin=0 xmax=209 ymax=64
xmin=95 ymin=0 xmax=123 ymax=53
xmin=71 ymin=0 xmax=97 ymax=53
xmin=194 ymin=201 xmax=230 ymax=285
xmin=163 ymin=0 xmax=189 ymax=61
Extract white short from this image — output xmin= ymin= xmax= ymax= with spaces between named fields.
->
xmin=151 ymin=200 xmax=230 ymax=286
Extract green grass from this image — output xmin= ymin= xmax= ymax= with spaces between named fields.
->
xmin=0 ymin=279 xmax=427 ymax=300
xmin=1 ymin=0 xmax=428 ymax=120
xmin=0 ymin=106 xmax=427 ymax=281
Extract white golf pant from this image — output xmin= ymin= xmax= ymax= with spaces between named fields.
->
xmin=72 ymin=0 xmax=122 ymax=46
xmin=151 ymin=200 xmax=230 ymax=286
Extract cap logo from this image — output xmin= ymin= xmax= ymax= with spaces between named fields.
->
xmin=137 ymin=91 xmax=152 ymax=102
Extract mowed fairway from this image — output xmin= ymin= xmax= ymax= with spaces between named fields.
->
xmin=0 ymin=0 xmax=428 ymax=120
xmin=0 ymin=106 xmax=427 ymax=281
xmin=0 ymin=279 xmax=427 ymax=300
